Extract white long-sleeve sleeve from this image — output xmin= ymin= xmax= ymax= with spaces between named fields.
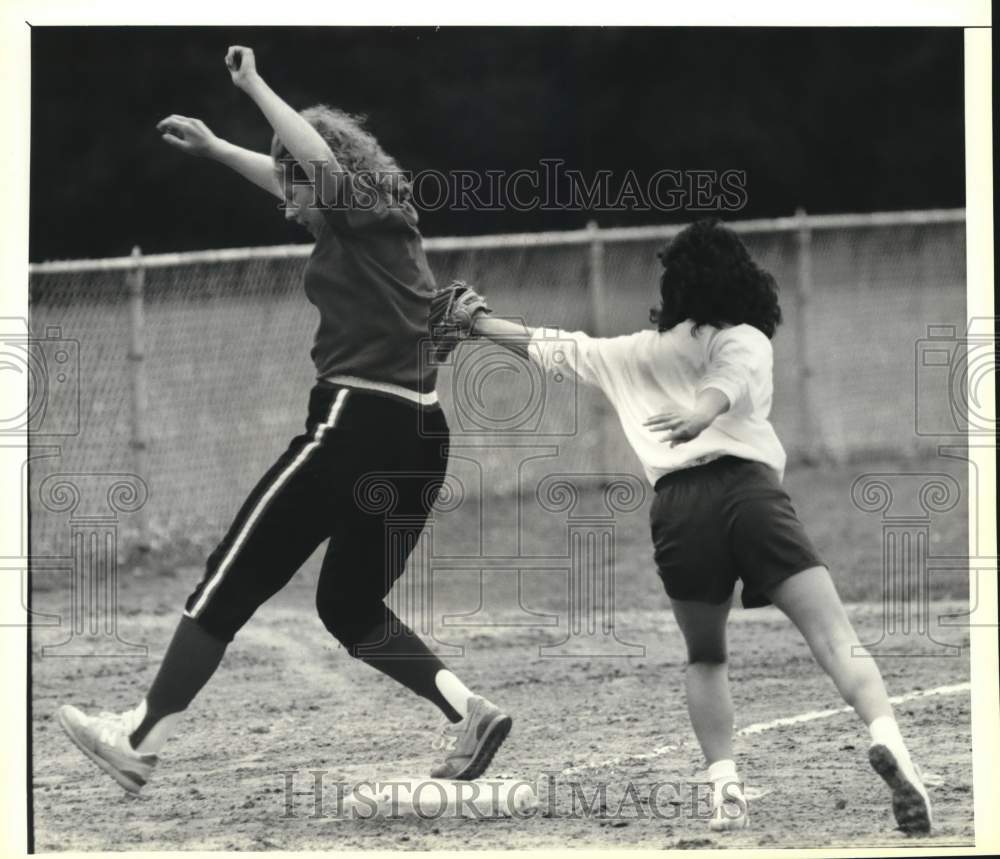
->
xmin=698 ymin=325 xmax=774 ymax=416
xmin=528 ymin=321 xmax=787 ymax=484
xmin=527 ymin=327 xmax=637 ymax=391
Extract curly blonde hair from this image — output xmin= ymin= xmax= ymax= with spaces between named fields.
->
xmin=270 ymin=104 xmax=411 ymax=206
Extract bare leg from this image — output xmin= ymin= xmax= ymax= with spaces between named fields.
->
xmin=670 ymin=595 xmax=749 ymax=831
xmin=670 ymin=596 xmax=734 ymax=764
xmin=767 ymin=566 xmax=931 ymax=834
xmin=766 ymin=566 xmax=892 ymax=724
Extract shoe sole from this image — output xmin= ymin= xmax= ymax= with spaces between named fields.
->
xmin=451 ymin=713 xmax=513 ymax=781
xmin=708 ymin=805 xmax=750 ymax=832
xmin=868 ymin=744 xmax=931 ymax=835
xmin=708 ymin=815 xmax=750 ymax=832
xmin=57 ymin=708 xmax=146 ymax=795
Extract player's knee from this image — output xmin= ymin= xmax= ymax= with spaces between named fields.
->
xmin=315 ymin=597 xmax=374 ymax=651
xmin=685 ymin=643 xmax=728 ymax=665
xmin=183 ymin=591 xmax=245 ymax=644
xmin=316 ymin=598 xmax=351 ymax=642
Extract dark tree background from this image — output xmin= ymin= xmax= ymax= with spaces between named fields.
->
xmin=30 ymin=27 xmax=964 ymax=260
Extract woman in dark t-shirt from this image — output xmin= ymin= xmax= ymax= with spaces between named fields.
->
xmin=272 ymin=103 xmax=441 ymax=394
xmin=57 ymin=46 xmax=511 ymax=794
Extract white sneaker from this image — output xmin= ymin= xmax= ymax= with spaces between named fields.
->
xmin=57 ymin=704 xmax=157 ymax=794
xmin=868 ymin=743 xmax=932 ymax=835
xmin=708 ymin=785 xmax=750 ymax=832
xmin=429 ymin=696 xmax=512 ymax=780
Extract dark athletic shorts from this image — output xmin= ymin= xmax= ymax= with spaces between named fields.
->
xmin=649 ymin=456 xmax=824 ymax=608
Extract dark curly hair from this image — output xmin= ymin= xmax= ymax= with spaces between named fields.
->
xmin=651 ymin=218 xmax=782 ymax=339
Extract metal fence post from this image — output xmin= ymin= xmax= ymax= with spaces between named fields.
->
xmin=794 ymin=208 xmax=823 ymax=463
xmin=586 ymin=220 xmax=613 ymax=480
xmin=24 ymin=209 xmax=966 ymax=550
xmin=587 ymin=220 xmax=607 ymax=335
xmin=126 ymin=245 xmax=151 ymax=552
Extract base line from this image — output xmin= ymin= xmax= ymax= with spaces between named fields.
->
xmin=561 ymin=681 xmax=970 ymax=776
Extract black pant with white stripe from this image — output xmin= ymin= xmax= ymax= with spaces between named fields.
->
xmin=185 ymin=381 xmax=448 ymax=646
xmin=129 ymin=381 xmax=468 ymax=751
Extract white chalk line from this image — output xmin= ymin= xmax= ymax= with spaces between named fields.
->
xmin=561 ymin=681 xmax=971 ymax=776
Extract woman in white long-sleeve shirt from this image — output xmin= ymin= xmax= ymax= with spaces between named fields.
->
xmin=468 ymin=218 xmax=931 ymax=836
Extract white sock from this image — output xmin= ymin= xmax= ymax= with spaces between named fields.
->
xmin=868 ymin=715 xmax=904 ymax=748
xmin=869 ymin=716 xmax=922 ymax=782
xmin=869 ymin=715 xmax=914 ymax=767
xmin=707 ymin=759 xmax=744 ymax=806
xmin=434 ymin=670 xmax=476 ymax=719
xmin=126 ymin=699 xmax=184 ymax=755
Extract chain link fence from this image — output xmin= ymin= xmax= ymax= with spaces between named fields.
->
xmin=26 ymin=210 xmax=966 ymax=556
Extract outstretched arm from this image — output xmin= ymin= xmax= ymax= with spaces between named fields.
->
xmin=472 ymin=313 xmax=614 ymax=393
xmin=470 ymin=316 xmax=536 ymax=360
xmin=157 ymin=115 xmax=283 ymax=199
xmin=226 ymin=46 xmax=346 ymax=206
xmin=437 ymin=282 xmax=616 ymax=391
xmin=480 ymin=312 xmax=732 ymax=441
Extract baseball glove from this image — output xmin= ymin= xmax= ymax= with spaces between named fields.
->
xmin=428 ymin=280 xmax=492 ymax=363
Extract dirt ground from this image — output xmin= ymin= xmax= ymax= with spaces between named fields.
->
xmin=30 ymin=457 xmax=975 ymax=850
xmin=32 ymin=597 xmax=973 ymax=851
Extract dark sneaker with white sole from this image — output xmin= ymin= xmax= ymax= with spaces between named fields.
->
xmin=868 ymin=743 xmax=932 ymax=835
xmin=430 ymin=696 xmax=512 ymax=780
xmin=57 ymin=704 xmax=157 ymax=795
